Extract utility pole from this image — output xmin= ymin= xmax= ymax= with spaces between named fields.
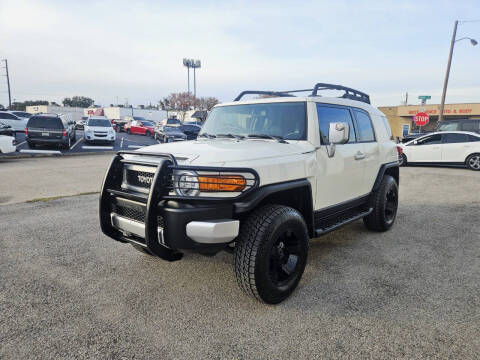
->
xmin=2 ymin=59 xmax=12 ymax=109
xmin=439 ymin=21 xmax=458 ymax=123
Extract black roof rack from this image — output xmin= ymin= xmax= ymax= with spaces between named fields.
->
xmin=233 ymin=83 xmax=370 ymax=104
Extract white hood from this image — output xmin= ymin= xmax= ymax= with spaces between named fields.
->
xmin=138 ymin=139 xmax=315 ymax=165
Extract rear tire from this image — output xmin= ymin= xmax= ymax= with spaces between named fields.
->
xmin=234 ymin=204 xmax=309 ymax=304
xmin=466 ymin=153 xmax=480 ymax=171
xmin=131 ymin=243 xmax=154 ymax=256
xmin=363 ymin=175 xmax=398 ymax=232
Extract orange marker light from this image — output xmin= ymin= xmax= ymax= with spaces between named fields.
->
xmin=198 ymin=175 xmax=246 ymax=192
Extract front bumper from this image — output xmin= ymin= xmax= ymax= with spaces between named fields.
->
xmin=99 ymin=151 xmax=258 ymax=260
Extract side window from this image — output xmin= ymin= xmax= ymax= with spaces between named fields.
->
xmin=468 ymin=135 xmax=480 ymax=142
xmin=353 ymin=110 xmax=375 ymax=142
xmin=381 ymin=116 xmax=393 ymax=139
xmin=417 ymin=134 xmax=442 ymax=145
xmin=316 ymin=105 xmax=356 ymax=145
xmin=442 ymin=133 xmax=468 ymax=143
xmin=0 ymin=113 xmax=17 ymax=120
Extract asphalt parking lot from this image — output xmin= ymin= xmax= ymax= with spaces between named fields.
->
xmin=3 ymin=130 xmax=158 ymax=157
xmin=0 ymin=162 xmax=479 ymax=359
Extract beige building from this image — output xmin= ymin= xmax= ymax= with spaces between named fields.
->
xmin=378 ymin=103 xmax=480 ymax=139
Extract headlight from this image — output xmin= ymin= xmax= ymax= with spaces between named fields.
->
xmin=174 ymin=170 xmax=200 ymax=196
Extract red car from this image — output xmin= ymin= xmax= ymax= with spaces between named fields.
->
xmin=124 ymin=119 xmax=155 ymax=136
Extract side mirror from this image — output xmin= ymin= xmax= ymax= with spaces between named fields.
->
xmin=326 ymin=122 xmax=349 ymax=157
xmin=413 ymin=140 xmax=418 ymax=145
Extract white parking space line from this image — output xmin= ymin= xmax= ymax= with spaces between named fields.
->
xmin=127 ymin=145 xmax=144 ymax=148
xmin=82 ymin=146 xmax=114 ymax=150
xmin=71 ymin=137 xmax=83 ymax=150
xmin=20 ymin=149 xmax=62 ymax=154
xmin=15 ymin=140 xmax=27 ymax=147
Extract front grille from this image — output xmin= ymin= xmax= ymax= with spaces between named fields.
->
xmin=115 ymin=203 xmax=164 ymax=228
xmin=126 ymin=169 xmax=155 ymax=189
xmin=116 ymin=204 xmax=146 ymax=222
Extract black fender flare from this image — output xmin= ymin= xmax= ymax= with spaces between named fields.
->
xmin=372 ymin=161 xmax=399 ymax=192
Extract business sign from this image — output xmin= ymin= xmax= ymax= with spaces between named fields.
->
xmin=414 ymin=112 xmax=429 ymax=126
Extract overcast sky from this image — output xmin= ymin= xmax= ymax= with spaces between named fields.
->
xmin=0 ymin=0 xmax=479 ymax=107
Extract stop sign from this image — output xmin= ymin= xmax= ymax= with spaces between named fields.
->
xmin=414 ymin=112 xmax=429 ymax=126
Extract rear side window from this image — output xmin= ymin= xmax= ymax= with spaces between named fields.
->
xmin=442 ymin=133 xmax=468 ymax=143
xmin=316 ymin=105 xmax=356 ymax=144
xmin=353 ymin=110 xmax=375 ymax=142
xmin=468 ymin=135 xmax=480 ymax=142
xmin=27 ymin=116 xmax=63 ymax=129
xmin=437 ymin=122 xmax=459 ymax=131
xmin=381 ymin=116 xmax=393 ymax=139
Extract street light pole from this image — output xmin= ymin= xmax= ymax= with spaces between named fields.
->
xmin=439 ymin=21 xmax=458 ymax=123
xmin=439 ymin=20 xmax=477 ymax=122
xmin=2 ymin=59 xmax=12 ymax=109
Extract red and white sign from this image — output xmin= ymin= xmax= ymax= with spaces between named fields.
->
xmin=414 ymin=112 xmax=429 ymax=126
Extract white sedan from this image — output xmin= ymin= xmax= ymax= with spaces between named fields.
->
xmin=0 ymin=135 xmax=16 ymax=154
xmin=398 ymin=131 xmax=480 ymax=171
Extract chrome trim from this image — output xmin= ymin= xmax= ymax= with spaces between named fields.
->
xmin=110 ymin=213 xmax=165 ymax=245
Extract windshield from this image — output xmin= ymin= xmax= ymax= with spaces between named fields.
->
xmin=200 ymin=102 xmax=307 ymax=140
xmin=87 ymin=118 xmax=111 ymax=127
xmin=142 ymin=121 xmax=154 ymax=127
xmin=167 ymin=119 xmax=181 ymax=125
xmin=133 ymin=116 xmax=146 ymax=121
xmin=164 ymin=126 xmax=180 ymax=131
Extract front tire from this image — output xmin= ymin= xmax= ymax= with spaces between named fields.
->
xmin=234 ymin=204 xmax=309 ymax=304
xmin=363 ymin=175 xmax=398 ymax=232
xmin=466 ymin=153 xmax=480 ymax=171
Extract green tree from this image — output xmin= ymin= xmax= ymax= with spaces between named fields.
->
xmin=62 ymin=96 xmax=94 ymax=108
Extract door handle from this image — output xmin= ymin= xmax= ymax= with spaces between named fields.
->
xmin=354 ymin=152 xmax=365 ymax=160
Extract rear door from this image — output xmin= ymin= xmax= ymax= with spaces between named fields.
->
xmin=441 ymin=132 xmax=471 ymax=162
xmin=352 ymin=109 xmax=380 ymax=194
xmin=406 ymin=134 xmax=442 ymax=162
xmin=27 ymin=117 xmax=64 ymax=141
xmin=315 ymin=104 xmax=366 ymax=208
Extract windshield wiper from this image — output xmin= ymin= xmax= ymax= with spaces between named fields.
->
xmin=247 ymin=134 xmax=287 ymax=143
xmin=198 ymin=132 xmax=216 ymax=139
xmin=216 ymin=133 xmax=245 ymax=140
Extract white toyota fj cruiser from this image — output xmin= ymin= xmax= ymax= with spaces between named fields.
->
xmin=100 ymin=83 xmax=400 ymax=304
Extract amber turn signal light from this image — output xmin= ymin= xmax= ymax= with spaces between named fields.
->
xmin=198 ymin=175 xmax=246 ymax=192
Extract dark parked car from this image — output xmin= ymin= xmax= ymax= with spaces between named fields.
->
xmin=75 ymin=116 xmax=89 ymax=130
xmin=436 ymin=118 xmax=480 ymax=133
xmin=0 ymin=121 xmax=14 ymax=137
xmin=154 ymin=125 xmax=187 ymax=142
xmin=180 ymin=124 xmax=201 ymax=140
xmin=25 ymin=114 xmax=76 ymax=149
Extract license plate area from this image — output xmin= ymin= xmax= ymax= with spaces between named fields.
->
xmin=42 ymin=132 xmax=49 ymax=136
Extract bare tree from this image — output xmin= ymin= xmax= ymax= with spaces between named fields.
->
xmin=198 ymin=97 xmax=219 ymax=111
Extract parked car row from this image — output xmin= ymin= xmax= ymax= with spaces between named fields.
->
xmin=25 ymin=114 xmax=77 ymax=149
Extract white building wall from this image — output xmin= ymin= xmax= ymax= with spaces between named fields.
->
xmin=83 ymin=107 xmax=167 ymax=122
xmin=26 ymin=105 xmax=85 ymax=122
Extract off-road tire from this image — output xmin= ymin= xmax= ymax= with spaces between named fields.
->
xmin=131 ymin=243 xmax=154 ymax=256
xmin=363 ymin=175 xmax=398 ymax=232
xmin=466 ymin=153 xmax=480 ymax=171
xmin=234 ymin=204 xmax=309 ymax=304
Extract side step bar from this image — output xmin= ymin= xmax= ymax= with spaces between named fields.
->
xmin=315 ymin=208 xmax=372 ymax=237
